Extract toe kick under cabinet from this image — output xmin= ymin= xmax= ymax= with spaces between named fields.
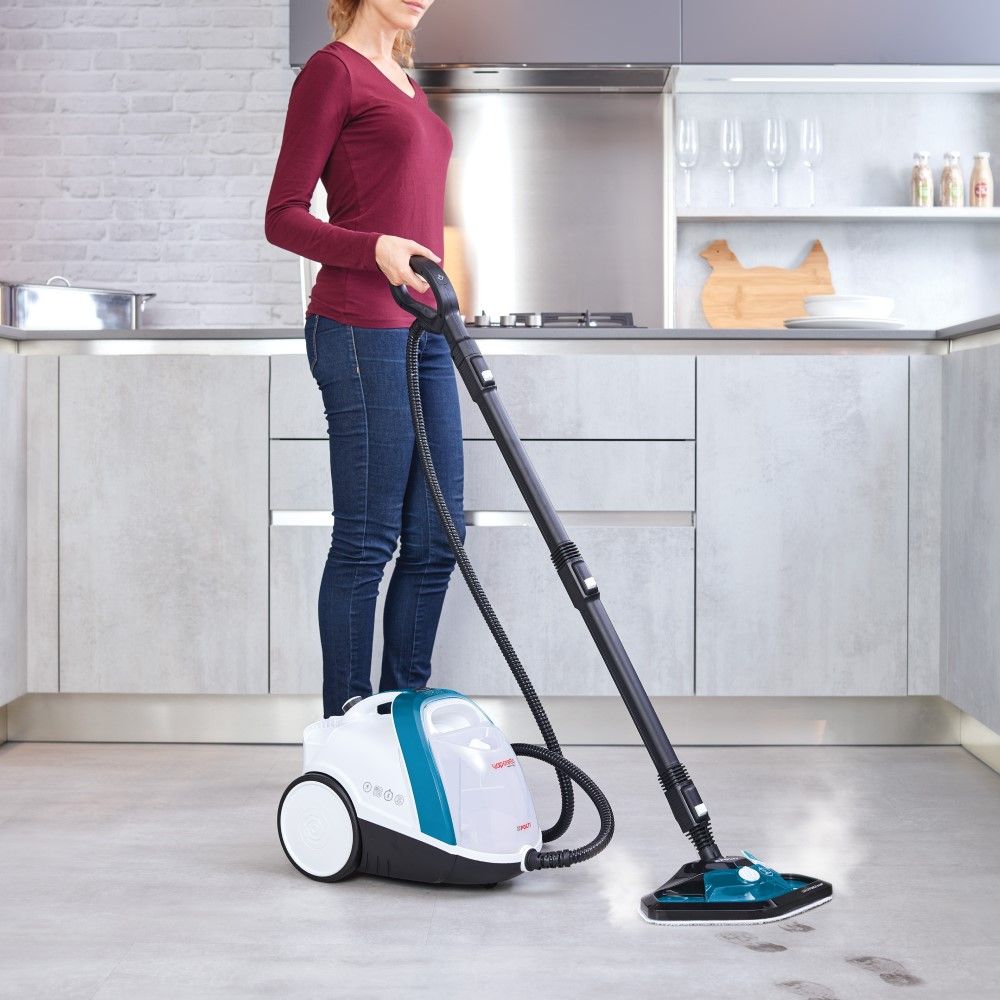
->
xmin=268 ymin=350 xmax=696 ymax=697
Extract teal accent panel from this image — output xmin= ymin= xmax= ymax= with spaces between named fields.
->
xmin=392 ymin=689 xmax=462 ymax=846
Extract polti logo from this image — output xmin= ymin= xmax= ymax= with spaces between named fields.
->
xmin=516 ymin=822 xmax=532 ymax=831
xmin=491 ymin=757 xmax=516 ymax=770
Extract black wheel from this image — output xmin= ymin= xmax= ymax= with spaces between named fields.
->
xmin=277 ymin=772 xmax=361 ymax=882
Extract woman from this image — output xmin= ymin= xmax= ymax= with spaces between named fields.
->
xmin=264 ymin=0 xmax=464 ymax=718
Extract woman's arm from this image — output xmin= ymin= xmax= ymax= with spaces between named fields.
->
xmin=264 ymin=50 xmax=381 ymax=272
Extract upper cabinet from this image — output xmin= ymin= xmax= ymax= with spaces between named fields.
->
xmin=412 ymin=0 xmax=680 ymax=64
xmin=289 ymin=0 xmax=681 ymax=67
xmin=681 ymin=0 xmax=1000 ymax=65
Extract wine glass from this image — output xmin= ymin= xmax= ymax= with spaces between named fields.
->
xmin=800 ymin=117 xmax=823 ymax=208
xmin=675 ymin=117 xmax=699 ymax=208
xmin=764 ymin=117 xmax=787 ymax=208
xmin=720 ymin=117 xmax=743 ymax=209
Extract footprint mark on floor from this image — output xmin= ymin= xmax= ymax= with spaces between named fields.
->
xmin=718 ymin=930 xmax=787 ymax=953
xmin=847 ymin=956 xmax=923 ymax=987
xmin=777 ymin=980 xmax=839 ymax=1000
xmin=780 ymin=921 xmax=815 ymax=933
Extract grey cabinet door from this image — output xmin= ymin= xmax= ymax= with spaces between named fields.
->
xmin=415 ymin=0 xmax=679 ymax=64
xmin=458 ymin=354 xmax=695 ymax=440
xmin=59 ymin=357 xmax=270 ymax=694
xmin=696 ymin=356 xmax=908 ymax=696
xmin=270 ymin=439 xmax=695 ymax=512
xmin=0 ymin=355 xmax=27 ymax=707
xmin=270 ymin=524 xmax=693 ymax=697
xmin=682 ymin=0 xmax=1000 ymax=65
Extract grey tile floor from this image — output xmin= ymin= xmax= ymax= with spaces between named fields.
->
xmin=0 ymin=742 xmax=997 ymax=1000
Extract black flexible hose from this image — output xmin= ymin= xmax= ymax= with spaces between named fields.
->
xmin=405 ymin=322 xmax=613 ymax=866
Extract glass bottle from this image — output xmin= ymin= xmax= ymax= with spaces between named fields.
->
xmin=940 ymin=152 xmax=965 ymax=208
xmin=910 ymin=152 xmax=933 ymax=207
xmin=970 ymin=152 xmax=994 ymax=208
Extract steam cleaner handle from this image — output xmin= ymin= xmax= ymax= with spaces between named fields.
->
xmin=389 ymin=254 xmax=460 ymax=329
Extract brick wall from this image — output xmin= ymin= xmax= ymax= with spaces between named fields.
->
xmin=0 ymin=0 xmax=309 ymax=328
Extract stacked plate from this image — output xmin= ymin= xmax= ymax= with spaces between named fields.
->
xmin=784 ymin=295 xmax=906 ymax=330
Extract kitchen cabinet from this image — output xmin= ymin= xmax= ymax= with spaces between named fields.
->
xmin=270 ymin=353 xmax=696 ymax=443
xmin=695 ymin=356 xmax=909 ymax=696
xmin=290 ymin=0 xmax=681 ymax=67
xmin=681 ymin=0 xmax=1000 ymax=65
xmin=58 ymin=357 xmax=269 ymax=694
xmin=0 ymin=354 xmax=27 ymax=707
xmin=942 ymin=344 xmax=1000 ymax=735
xmin=271 ymin=524 xmax=693 ymax=697
xmin=270 ymin=439 xmax=695 ymax=512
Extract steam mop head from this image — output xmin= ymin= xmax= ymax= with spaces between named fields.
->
xmin=639 ymin=851 xmax=833 ymax=926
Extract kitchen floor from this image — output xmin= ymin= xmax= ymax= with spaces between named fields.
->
xmin=0 ymin=742 xmax=996 ymax=1000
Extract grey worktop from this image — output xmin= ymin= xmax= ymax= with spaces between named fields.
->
xmin=2 ymin=314 xmax=996 ymax=347
xmin=0 ymin=323 xmax=940 ymax=342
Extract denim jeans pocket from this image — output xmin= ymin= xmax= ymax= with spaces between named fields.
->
xmin=306 ymin=314 xmax=360 ymax=385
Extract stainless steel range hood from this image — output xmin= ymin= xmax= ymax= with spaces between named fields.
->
xmin=410 ymin=65 xmax=670 ymax=94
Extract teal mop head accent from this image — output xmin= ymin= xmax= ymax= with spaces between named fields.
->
xmin=640 ymin=851 xmax=833 ymax=925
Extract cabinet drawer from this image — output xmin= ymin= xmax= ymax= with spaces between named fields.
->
xmin=270 ymin=439 xmax=694 ymax=511
xmin=270 ymin=352 xmax=696 ymax=441
xmin=459 ymin=353 xmax=694 ymax=440
xmin=270 ymin=524 xmax=693 ymax=696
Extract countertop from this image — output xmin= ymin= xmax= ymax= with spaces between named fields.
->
xmin=2 ymin=314 xmax=997 ymax=346
xmin=0 ymin=324 xmax=939 ymax=341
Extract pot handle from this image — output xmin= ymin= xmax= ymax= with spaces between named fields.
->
xmin=46 ymin=275 xmax=71 ymax=286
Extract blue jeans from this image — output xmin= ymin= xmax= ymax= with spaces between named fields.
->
xmin=304 ymin=313 xmax=466 ymax=717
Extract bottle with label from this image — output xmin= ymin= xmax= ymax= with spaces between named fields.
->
xmin=940 ymin=152 xmax=965 ymax=207
xmin=910 ymin=152 xmax=933 ymax=207
xmin=970 ymin=152 xmax=993 ymax=208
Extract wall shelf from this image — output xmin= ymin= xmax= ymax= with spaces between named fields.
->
xmin=677 ymin=207 xmax=1000 ymax=222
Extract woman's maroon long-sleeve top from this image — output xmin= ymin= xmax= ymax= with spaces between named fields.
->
xmin=265 ymin=40 xmax=453 ymax=328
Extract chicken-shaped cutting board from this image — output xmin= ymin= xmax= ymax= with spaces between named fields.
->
xmin=700 ymin=239 xmax=834 ymax=329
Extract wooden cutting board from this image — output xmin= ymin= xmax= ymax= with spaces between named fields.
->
xmin=700 ymin=239 xmax=835 ymax=329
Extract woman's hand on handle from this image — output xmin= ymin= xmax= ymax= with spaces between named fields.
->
xmin=375 ymin=235 xmax=440 ymax=292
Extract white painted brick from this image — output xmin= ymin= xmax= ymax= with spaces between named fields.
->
xmin=42 ymin=72 xmax=116 ymax=92
xmin=128 ymin=95 xmax=174 ymax=113
xmin=212 ymin=9 xmax=271 ymax=27
xmin=3 ymin=96 xmax=57 ymax=113
xmin=88 ymin=241 xmax=162 ymax=262
xmin=121 ymin=114 xmax=194 ymax=134
xmin=3 ymin=135 xmax=61 ymax=155
xmin=65 ymin=8 xmax=140 ymax=28
xmin=55 ymin=116 xmax=120 ymax=135
xmin=207 ymin=134 xmax=275 ymax=155
xmin=93 ymin=51 xmax=130 ymax=70
xmin=174 ymin=92 xmax=245 ymax=113
xmin=19 ymin=51 xmax=92 ymax=70
xmin=57 ymin=94 xmax=128 ymax=114
xmin=44 ymin=200 xmax=112 ymax=220
xmin=46 ymin=31 xmax=119 ymax=50
xmin=126 ymin=51 xmax=203 ymax=71
xmin=19 ymin=242 xmax=90 ymax=262
xmin=35 ymin=221 xmax=107 ymax=241
xmin=200 ymin=50 xmax=275 ymax=70
xmin=113 ymin=200 xmax=179 ymax=221
xmin=7 ymin=30 xmax=46 ymax=50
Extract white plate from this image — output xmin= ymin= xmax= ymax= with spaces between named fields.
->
xmin=803 ymin=294 xmax=895 ymax=319
xmin=784 ymin=316 xmax=909 ymax=330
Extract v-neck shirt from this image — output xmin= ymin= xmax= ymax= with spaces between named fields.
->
xmin=264 ymin=40 xmax=453 ymax=327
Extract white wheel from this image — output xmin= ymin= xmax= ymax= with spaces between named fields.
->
xmin=278 ymin=773 xmax=360 ymax=882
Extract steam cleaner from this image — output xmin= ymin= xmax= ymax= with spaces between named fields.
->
xmin=277 ymin=258 xmax=833 ymax=924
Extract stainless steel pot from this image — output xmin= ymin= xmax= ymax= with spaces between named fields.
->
xmin=0 ymin=276 xmax=156 ymax=331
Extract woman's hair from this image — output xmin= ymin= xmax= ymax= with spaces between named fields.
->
xmin=326 ymin=0 xmax=415 ymax=68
